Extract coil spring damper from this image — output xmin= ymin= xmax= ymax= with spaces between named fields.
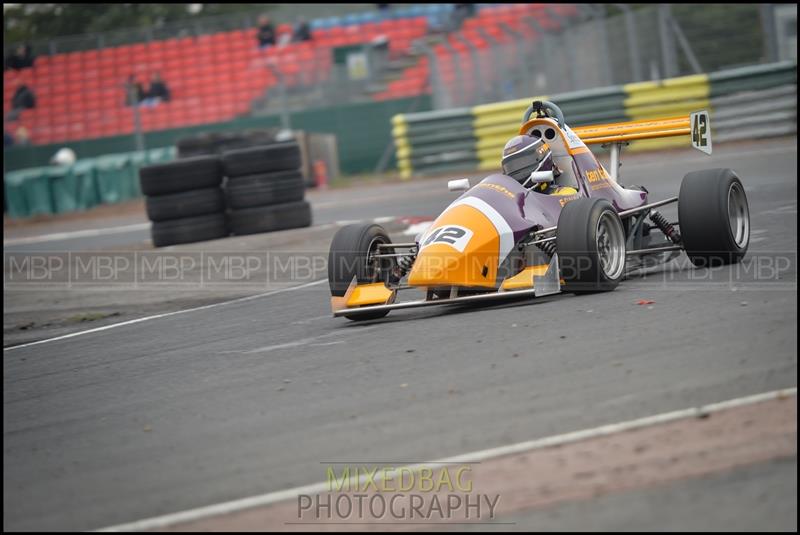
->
xmin=536 ymin=239 xmax=557 ymax=258
xmin=396 ymin=247 xmax=417 ymax=277
xmin=649 ymin=210 xmax=681 ymax=244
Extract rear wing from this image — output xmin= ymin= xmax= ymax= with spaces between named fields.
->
xmin=572 ymin=111 xmax=712 ymax=154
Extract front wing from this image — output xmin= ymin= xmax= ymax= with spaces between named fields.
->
xmin=332 ymin=254 xmax=561 ymax=318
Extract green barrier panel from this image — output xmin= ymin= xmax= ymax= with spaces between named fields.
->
xmin=399 ymin=130 xmax=478 ymax=152
xmin=709 ymin=61 xmax=797 ymax=97
xmin=393 ymin=107 xmax=472 ymax=129
xmin=395 ymin=117 xmax=476 ymax=139
xmin=3 ymin=146 xmax=181 ymax=218
xmin=709 ymin=62 xmax=796 ymax=88
xmin=13 ymin=167 xmax=55 ymax=217
xmin=70 ymin=160 xmax=100 ymax=211
xmin=393 ymin=107 xmax=475 ymax=178
xmin=128 ymin=151 xmax=150 ymax=197
xmin=95 ymin=154 xmax=134 ymax=204
xmin=408 ymin=158 xmax=480 ymax=176
xmin=404 ymin=140 xmax=477 ymax=160
xmin=45 ymin=165 xmax=79 ymax=214
xmin=4 ymin=168 xmax=45 ymax=218
xmin=4 ymin=96 xmax=431 ymax=176
xmin=146 ymin=146 xmax=174 ymax=164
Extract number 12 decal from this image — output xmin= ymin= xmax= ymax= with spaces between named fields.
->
xmin=419 ymin=225 xmax=474 ymax=253
xmin=691 ymin=110 xmax=712 ymax=155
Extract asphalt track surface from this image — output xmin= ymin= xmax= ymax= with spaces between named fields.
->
xmin=3 ymin=139 xmax=797 ymax=531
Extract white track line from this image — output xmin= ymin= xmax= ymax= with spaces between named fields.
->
xmin=3 ymin=279 xmax=327 ymax=352
xmin=223 ymin=325 xmax=380 ymax=354
xmin=96 ymin=386 xmax=797 ymax=532
xmin=4 ymin=223 xmax=151 ymax=246
xmin=3 ymin=216 xmax=393 ymax=248
xmin=403 ymin=221 xmax=434 ymax=236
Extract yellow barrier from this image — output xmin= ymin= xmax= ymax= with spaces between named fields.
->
xmin=624 ymin=74 xmax=709 ymax=112
xmin=391 ymin=113 xmax=413 ymax=178
xmin=623 ymin=74 xmax=710 ymax=151
xmin=392 ymin=62 xmax=793 ymax=177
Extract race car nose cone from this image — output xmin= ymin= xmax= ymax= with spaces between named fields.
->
xmin=407 ymin=247 xmax=496 ymax=288
xmin=407 ymin=249 xmax=461 ymax=286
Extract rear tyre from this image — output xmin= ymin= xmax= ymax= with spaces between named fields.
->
xmin=328 ymin=223 xmax=395 ymax=321
xmin=678 ymin=168 xmax=749 ymax=267
xmin=556 ymin=198 xmax=626 ymax=293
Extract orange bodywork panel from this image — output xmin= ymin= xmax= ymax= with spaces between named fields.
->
xmin=571 ymin=116 xmax=690 ymax=145
xmin=331 ymin=280 xmax=394 ymax=313
xmin=407 ymin=204 xmax=500 ymax=288
xmin=346 ymin=282 xmax=394 ymax=308
xmin=500 ymin=264 xmax=550 ymax=291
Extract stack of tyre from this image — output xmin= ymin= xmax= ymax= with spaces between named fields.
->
xmin=140 ymin=156 xmax=228 ymax=247
xmin=222 ymin=142 xmax=312 ymax=235
xmin=176 ymin=130 xmax=278 ymax=158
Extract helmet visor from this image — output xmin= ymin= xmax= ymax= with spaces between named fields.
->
xmin=502 ymin=142 xmax=549 ymax=182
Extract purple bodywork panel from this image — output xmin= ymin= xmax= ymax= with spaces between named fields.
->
xmin=451 ymin=149 xmax=649 ymax=242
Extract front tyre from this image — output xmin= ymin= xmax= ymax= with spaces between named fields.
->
xmin=678 ymin=168 xmax=749 ymax=267
xmin=557 ymin=198 xmax=627 ymax=293
xmin=328 ymin=223 xmax=395 ymax=321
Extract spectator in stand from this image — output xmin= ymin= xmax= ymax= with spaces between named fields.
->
xmin=5 ymin=44 xmax=35 ymax=71
xmin=256 ymin=15 xmax=277 ymax=49
xmin=124 ymin=74 xmax=145 ymax=107
xmin=141 ymin=72 xmax=171 ymax=107
xmin=5 ymin=129 xmax=15 ymax=148
xmin=292 ymin=18 xmax=312 ymax=43
xmin=8 ymin=83 xmax=36 ymax=121
xmin=14 ymin=125 xmax=30 ymax=146
xmin=11 ymin=84 xmax=36 ymax=110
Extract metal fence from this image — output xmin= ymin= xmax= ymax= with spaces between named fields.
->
xmin=4 ymin=4 xmax=794 ymax=151
xmin=423 ymin=4 xmax=793 ymax=111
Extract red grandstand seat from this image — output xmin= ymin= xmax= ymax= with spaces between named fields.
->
xmin=130 ymin=43 xmax=147 ymax=57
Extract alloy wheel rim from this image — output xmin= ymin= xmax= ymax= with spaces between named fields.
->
xmin=596 ymin=211 xmax=626 ymax=280
xmin=727 ymin=181 xmax=750 ymax=248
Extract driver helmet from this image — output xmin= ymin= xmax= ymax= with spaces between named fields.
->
xmin=501 ymin=135 xmax=554 ymax=185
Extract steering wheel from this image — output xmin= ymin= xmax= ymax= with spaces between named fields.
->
xmin=521 ymin=100 xmax=565 ymax=129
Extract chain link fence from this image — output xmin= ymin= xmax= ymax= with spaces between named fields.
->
xmin=3 ymin=4 xmax=793 ymax=149
xmin=424 ymin=4 xmax=792 ymax=110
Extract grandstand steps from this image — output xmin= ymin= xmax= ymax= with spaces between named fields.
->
xmin=364 ymin=39 xmax=434 ymax=93
xmin=250 ymin=86 xmax=334 ymax=116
